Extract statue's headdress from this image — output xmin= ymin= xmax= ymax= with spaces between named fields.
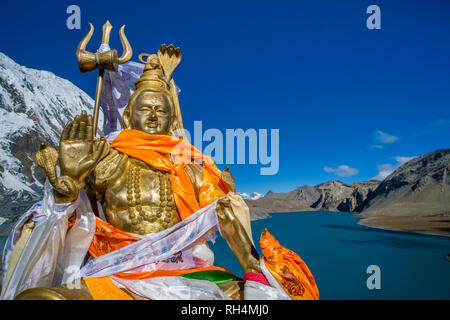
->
xmin=121 ymin=44 xmax=185 ymax=138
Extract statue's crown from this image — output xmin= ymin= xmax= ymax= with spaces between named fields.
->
xmin=136 ymin=44 xmax=182 ymax=93
xmin=136 ymin=54 xmax=169 ymax=92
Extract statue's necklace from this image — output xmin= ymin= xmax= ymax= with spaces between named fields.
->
xmin=126 ymin=164 xmax=176 ymax=234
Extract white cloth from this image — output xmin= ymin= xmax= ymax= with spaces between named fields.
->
xmin=259 ymin=256 xmax=291 ymax=299
xmin=100 ymin=61 xmax=144 ymax=136
xmin=244 ymin=280 xmax=291 ymax=300
xmin=0 ymin=181 xmax=96 ymax=300
xmin=111 ymin=276 xmax=231 ymax=300
xmin=78 ymin=201 xmax=219 ymax=279
xmin=97 ymin=43 xmax=143 ymax=137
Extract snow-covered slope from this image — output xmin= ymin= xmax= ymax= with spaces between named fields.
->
xmin=239 ymin=192 xmax=264 ymax=200
xmin=0 ymin=52 xmax=95 ymax=233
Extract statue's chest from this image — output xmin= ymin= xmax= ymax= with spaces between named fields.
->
xmin=104 ymin=158 xmax=176 ymax=212
xmin=103 ymin=158 xmax=180 ymax=234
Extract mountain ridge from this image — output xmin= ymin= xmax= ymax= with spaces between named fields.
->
xmin=246 ymin=149 xmax=450 ymax=217
xmin=359 ymin=148 xmax=450 ymax=217
xmin=246 ymin=179 xmax=381 ymax=215
xmin=245 ymin=149 xmax=450 ymax=235
xmin=0 ymin=52 xmax=96 ymax=235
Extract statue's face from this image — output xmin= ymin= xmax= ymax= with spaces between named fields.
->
xmin=131 ymin=91 xmax=172 ymax=134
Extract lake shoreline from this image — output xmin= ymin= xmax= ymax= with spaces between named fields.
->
xmin=253 ymin=210 xmax=450 ymax=238
xmin=356 ymin=216 xmax=450 ymax=238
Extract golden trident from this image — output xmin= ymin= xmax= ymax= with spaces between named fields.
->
xmin=76 ymin=21 xmax=132 ymax=136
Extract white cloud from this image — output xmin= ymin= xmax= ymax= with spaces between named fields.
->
xmin=372 ymin=163 xmax=395 ymax=180
xmin=372 ymin=156 xmax=416 ymax=180
xmin=374 ymin=130 xmax=398 ymax=143
xmin=370 ymin=130 xmax=399 ymax=149
xmin=324 ymin=165 xmax=359 ymax=177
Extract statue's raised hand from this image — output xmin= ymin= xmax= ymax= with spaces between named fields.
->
xmin=59 ymin=111 xmax=107 ymax=182
xmin=35 ymin=111 xmax=107 ymax=203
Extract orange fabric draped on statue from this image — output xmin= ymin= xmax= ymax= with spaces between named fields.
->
xmin=110 ymin=129 xmax=230 ymax=220
xmin=260 ymin=230 xmax=320 ymax=300
xmin=88 ymin=217 xmax=141 ymax=258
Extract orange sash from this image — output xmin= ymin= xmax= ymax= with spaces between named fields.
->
xmin=260 ymin=230 xmax=319 ymax=300
xmin=110 ymin=129 xmax=229 ymax=220
xmin=112 ymin=265 xmax=234 ymax=280
xmin=84 ymin=277 xmax=134 ymax=300
xmin=88 ymin=217 xmax=141 ymax=258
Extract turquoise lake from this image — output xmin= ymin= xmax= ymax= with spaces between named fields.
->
xmin=1 ymin=211 xmax=450 ymax=299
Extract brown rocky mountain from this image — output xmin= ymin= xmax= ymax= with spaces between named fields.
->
xmin=246 ymin=180 xmax=380 ymax=218
xmin=247 ymin=149 xmax=450 ymax=236
xmin=356 ymin=149 xmax=450 ymax=235
xmin=248 ymin=149 xmax=449 ymax=217
xmin=358 ymin=149 xmax=450 ymax=217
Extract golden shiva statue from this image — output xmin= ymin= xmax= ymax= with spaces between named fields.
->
xmin=0 ymin=22 xmax=319 ymax=300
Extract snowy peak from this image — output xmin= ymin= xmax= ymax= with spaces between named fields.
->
xmin=239 ymin=192 xmax=264 ymax=200
xmin=0 ymin=52 xmax=95 ymax=229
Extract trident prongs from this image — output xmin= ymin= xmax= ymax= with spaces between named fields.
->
xmin=76 ymin=21 xmax=132 ymax=73
xmin=76 ymin=21 xmax=133 ymax=136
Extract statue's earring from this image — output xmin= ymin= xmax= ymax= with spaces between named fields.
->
xmin=170 ymin=118 xmax=186 ymax=140
xmin=122 ymin=106 xmax=132 ymax=129
xmin=170 ymin=118 xmax=183 ymax=139
xmin=169 ymin=117 xmax=176 ymax=137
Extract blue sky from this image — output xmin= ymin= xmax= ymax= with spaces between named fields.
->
xmin=1 ymin=0 xmax=449 ymax=194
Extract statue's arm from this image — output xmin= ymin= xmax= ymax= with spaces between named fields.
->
xmin=216 ymin=197 xmax=261 ymax=273
xmin=183 ymin=163 xmax=203 ymax=202
xmin=184 ymin=163 xmax=260 ymax=273
xmin=183 ymin=164 xmax=237 ymax=199
xmin=35 ymin=111 xmax=108 ymax=203
xmin=216 ymin=168 xmax=261 ymax=273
